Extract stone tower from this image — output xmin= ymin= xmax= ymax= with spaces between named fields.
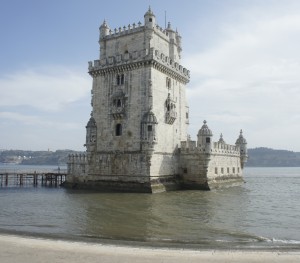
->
xmin=66 ymin=8 xmax=190 ymax=192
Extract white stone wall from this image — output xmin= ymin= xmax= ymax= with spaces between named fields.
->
xmin=67 ymin=10 xmax=246 ymax=192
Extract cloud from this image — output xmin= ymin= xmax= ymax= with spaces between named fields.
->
xmin=0 ymin=66 xmax=91 ymax=112
xmin=0 ymin=111 xmax=81 ymax=130
xmin=184 ymin=8 xmax=300 ymax=150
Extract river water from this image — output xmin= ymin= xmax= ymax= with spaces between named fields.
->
xmin=0 ymin=165 xmax=299 ymax=249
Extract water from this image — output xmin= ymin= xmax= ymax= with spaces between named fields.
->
xmin=0 ymin=165 xmax=300 ymax=249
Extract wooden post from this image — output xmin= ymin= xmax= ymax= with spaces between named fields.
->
xmin=5 ymin=173 xmax=8 ymax=186
xmin=33 ymin=171 xmax=37 ymax=186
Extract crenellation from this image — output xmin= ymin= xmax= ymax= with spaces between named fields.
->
xmin=88 ymin=49 xmax=190 ymax=81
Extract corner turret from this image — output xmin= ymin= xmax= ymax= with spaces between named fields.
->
xmin=176 ymin=29 xmax=182 ymax=53
xmin=144 ymin=6 xmax=156 ymax=29
xmin=85 ymin=113 xmax=97 ymax=152
xmin=235 ymin=130 xmax=248 ymax=168
xmin=99 ymin=20 xmax=110 ymax=59
xmin=99 ymin=20 xmax=110 ymax=38
xmin=197 ymin=120 xmax=213 ymax=152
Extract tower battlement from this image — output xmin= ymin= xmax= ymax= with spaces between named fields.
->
xmin=88 ymin=48 xmax=190 ymax=82
xmin=100 ymin=22 xmax=175 ymax=40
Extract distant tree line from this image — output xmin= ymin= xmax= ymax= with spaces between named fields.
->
xmin=0 ymin=150 xmax=83 ymax=165
xmin=247 ymin=147 xmax=300 ymax=167
xmin=1 ymin=148 xmax=300 ymax=167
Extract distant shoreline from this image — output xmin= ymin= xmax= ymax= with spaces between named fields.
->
xmin=2 ymin=148 xmax=300 ymax=167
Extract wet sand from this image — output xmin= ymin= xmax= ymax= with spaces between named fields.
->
xmin=1 ymin=234 xmax=300 ymax=263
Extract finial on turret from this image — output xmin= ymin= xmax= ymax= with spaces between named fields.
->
xmin=100 ymin=19 xmax=110 ymax=37
xmin=218 ymin=133 xmax=226 ymax=144
xmin=236 ymin=129 xmax=247 ymax=145
xmin=101 ymin=19 xmax=108 ymax=28
xmin=144 ymin=6 xmax=154 ymax=17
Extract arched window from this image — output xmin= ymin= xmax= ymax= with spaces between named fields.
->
xmin=116 ymin=124 xmax=122 ymax=136
xmin=116 ymin=75 xmax=120 ymax=85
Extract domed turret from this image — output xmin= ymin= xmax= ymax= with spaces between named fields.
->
xmin=99 ymin=20 xmax=110 ymax=38
xmin=142 ymin=110 xmax=158 ymax=124
xmin=85 ymin=113 xmax=97 ymax=152
xmin=141 ymin=111 xmax=158 ymax=147
xmin=144 ymin=6 xmax=156 ymax=29
xmin=236 ymin=129 xmax=247 ymax=145
xmin=86 ymin=115 xmax=96 ymax=128
xmin=198 ymin=120 xmax=213 ymax=136
xmin=197 ymin=120 xmax=213 ymax=152
xmin=218 ymin=133 xmax=226 ymax=144
xmin=235 ymin=130 xmax=248 ymax=168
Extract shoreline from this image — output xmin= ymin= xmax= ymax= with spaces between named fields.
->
xmin=1 ymin=234 xmax=300 ymax=263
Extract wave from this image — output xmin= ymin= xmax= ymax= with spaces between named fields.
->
xmin=269 ymin=238 xmax=300 ymax=245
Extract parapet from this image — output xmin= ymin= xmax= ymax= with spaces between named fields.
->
xmin=100 ymin=21 xmax=180 ymax=43
xmin=88 ymin=48 xmax=190 ymax=81
xmin=180 ymin=140 xmax=240 ymax=156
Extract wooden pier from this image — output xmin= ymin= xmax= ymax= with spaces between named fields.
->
xmin=0 ymin=172 xmax=66 ymax=187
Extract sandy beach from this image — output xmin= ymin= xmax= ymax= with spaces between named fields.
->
xmin=0 ymin=234 xmax=299 ymax=263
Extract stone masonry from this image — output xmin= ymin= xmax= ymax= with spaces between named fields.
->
xmin=64 ymin=8 xmax=248 ymax=193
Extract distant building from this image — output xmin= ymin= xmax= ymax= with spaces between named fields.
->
xmin=65 ymin=8 xmax=248 ymax=193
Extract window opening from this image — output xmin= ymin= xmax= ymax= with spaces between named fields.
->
xmin=117 ymin=99 xmax=122 ymax=107
xmin=116 ymin=124 xmax=122 ymax=136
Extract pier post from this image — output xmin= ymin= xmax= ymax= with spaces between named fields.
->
xmin=33 ymin=171 xmax=37 ymax=186
xmin=5 ymin=173 xmax=8 ymax=186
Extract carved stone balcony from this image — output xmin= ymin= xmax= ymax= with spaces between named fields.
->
xmin=166 ymin=110 xmax=177 ymax=124
xmin=112 ymin=106 xmax=125 ymax=120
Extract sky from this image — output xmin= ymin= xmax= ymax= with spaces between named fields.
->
xmin=1 ymin=0 xmax=300 ymax=151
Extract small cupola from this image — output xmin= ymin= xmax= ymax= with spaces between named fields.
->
xmin=197 ymin=120 xmax=213 ymax=150
xmin=218 ymin=133 xmax=226 ymax=144
xmin=235 ymin=130 xmax=248 ymax=168
xmin=85 ymin=114 xmax=97 ymax=152
xmin=235 ymin=130 xmax=247 ymax=145
xmin=99 ymin=20 xmax=110 ymax=38
xmin=198 ymin=120 xmax=213 ymax=137
xmin=86 ymin=115 xmax=96 ymax=128
xmin=144 ymin=6 xmax=156 ymax=28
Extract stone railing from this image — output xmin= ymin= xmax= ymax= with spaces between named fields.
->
xmin=180 ymin=141 xmax=240 ymax=155
xmin=213 ymin=142 xmax=240 ymax=152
